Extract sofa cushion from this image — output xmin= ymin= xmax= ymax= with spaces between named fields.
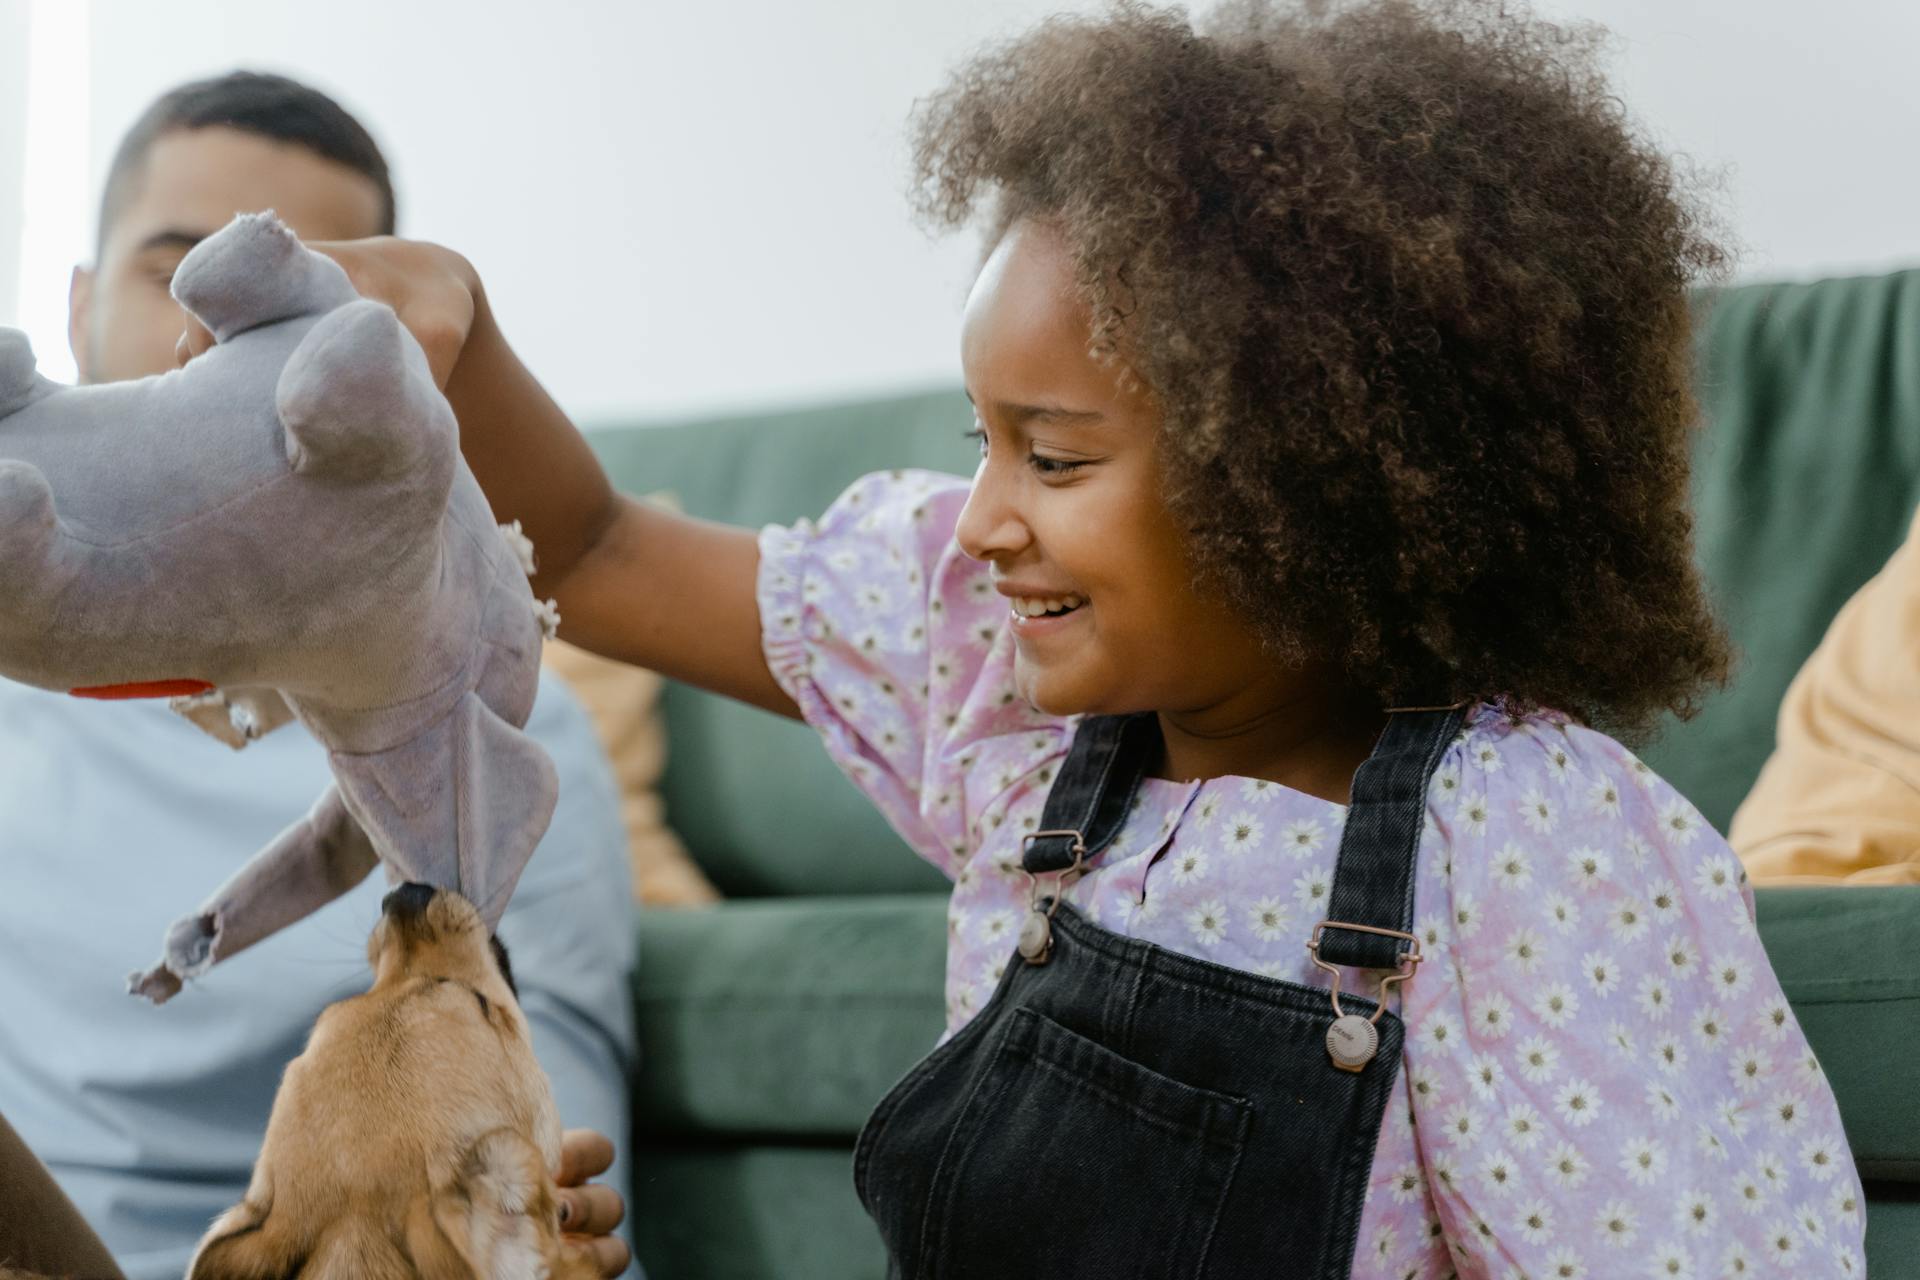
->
xmin=1757 ymin=886 xmax=1920 ymax=1182
xmin=588 ymin=392 xmax=975 ymax=897
xmin=1641 ymin=271 xmax=1920 ymax=831
xmin=627 ymin=1154 xmax=1915 ymax=1280
xmin=634 ymin=889 xmax=1920 ymax=1175
xmin=631 ymin=1145 xmax=889 ymax=1280
xmin=632 ymin=894 xmax=947 ymax=1137
xmin=540 ymin=485 xmax=719 ymax=908
xmin=1865 ymin=1188 xmax=1920 ymax=1270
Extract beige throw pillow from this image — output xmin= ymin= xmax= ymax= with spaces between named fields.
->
xmin=540 ymin=493 xmax=721 ymax=908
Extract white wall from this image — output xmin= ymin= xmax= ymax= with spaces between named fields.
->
xmin=1532 ymin=0 xmax=1920 ymax=282
xmin=6 ymin=0 xmax=1920 ymax=419
xmin=0 ymin=2 xmax=27 ymax=329
xmin=57 ymin=0 xmax=1099 ymax=417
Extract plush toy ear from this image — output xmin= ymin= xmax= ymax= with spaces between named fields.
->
xmin=427 ymin=1129 xmax=564 ymax=1280
xmin=276 ymin=297 xmax=456 ymax=486
xmin=171 ymin=211 xmax=359 ymax=343
xmin=0 ymin=327 xmax=46 ymax=417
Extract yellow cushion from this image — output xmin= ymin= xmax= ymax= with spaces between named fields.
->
xmin=540 ymin=493 xmax=720 ymax=908
xmin=1731 ymin=506 xmax=1920 ymax=885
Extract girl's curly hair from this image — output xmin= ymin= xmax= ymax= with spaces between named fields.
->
xmin=911 ymin=0 xmax=1732 ymax=740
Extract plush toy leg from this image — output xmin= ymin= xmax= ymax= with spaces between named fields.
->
xmin=169 ymin=211 xmax=360 ymax=342
xmin=328 ymin=691 xmax=559 ymax=933
xmin=128 ymin=785 xmax=379 ymax=1004
xmin=170 ymin=687 xmax=298 ymax=749
xmin=276 ymin=297 xmax=457 ymax=487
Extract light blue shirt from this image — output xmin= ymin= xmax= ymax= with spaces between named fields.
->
xmin=0 ymin=671 xmax=637 ymax=1278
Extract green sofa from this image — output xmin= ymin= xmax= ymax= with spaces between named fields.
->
xmin=599 ymin=267 xmax=1920 ymax=1277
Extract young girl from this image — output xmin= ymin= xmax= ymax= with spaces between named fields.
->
xmin=269 ymin=1 xmax=1865 ymax=1274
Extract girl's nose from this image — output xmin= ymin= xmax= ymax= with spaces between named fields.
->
xmin=954 ymin=463 xmax=1030 ymax=563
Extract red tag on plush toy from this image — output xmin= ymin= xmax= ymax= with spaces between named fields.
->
xmin=70 ymin=679 xmax=215 ymax=700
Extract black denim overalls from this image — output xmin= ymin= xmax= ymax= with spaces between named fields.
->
xmin=853 ymin=705 xmax=1466 ymax=1279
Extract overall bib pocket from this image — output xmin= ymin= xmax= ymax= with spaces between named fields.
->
xmin=914 ymin=1006 xmax=1252 ymax=1280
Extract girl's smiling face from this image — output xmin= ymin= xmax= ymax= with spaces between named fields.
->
xmin=956 ymin=220 xmax=1272 ymax=720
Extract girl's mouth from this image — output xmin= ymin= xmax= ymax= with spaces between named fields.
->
xmin=1009 ymin=595 xmax=1087 ymax=633
xmin=1010 ymin=594 xmax=1084 ymax=618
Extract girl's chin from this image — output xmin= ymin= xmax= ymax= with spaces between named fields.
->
xmin=1013 ymin=658 xmax=1099 ymax=719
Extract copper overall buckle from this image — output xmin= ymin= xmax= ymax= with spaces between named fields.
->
xmin=1015 ymin=829 xmax=1087 ymax=966
xmin=1306 ymin=920 xmax=1423 ymax=1073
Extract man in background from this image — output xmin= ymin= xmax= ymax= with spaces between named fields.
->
xmin=0 ymin=72 xmax=634 ymax=1277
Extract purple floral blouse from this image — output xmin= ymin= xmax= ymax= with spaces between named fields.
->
xmin=757 ymin=469 xmax=1867 ymax=1277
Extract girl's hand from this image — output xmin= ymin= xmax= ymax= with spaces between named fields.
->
xmin=555 ymin=1127 xmax=631 ymax=1276
xmin=174 ymin=236 xmax=479 ymax=389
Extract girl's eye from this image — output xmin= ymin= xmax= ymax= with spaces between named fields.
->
xmin=1028 ymin=455 xmax=1086 ymax=477
xmin=962 ymin=427 xmax=1087 ymax=477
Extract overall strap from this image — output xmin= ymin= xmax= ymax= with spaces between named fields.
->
xmin=1022 ymin=713 xmax=1159 ymax=874
xmin=1313 ymin=706 xmax=1470 ymax=971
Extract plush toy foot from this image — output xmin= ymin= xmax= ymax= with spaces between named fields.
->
xmin=127 ymin=911 xmax=219 ymax=1005
xmin=126 ymin=786 xmax=380 ymax=1003
xmin=171 ymin=687 xmax=297 ymax=749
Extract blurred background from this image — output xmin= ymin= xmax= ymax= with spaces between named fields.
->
xmin=4 ymin=0 xmax=1919 ymax=422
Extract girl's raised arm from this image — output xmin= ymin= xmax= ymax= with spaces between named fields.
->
xmin=446 ymin=262 xmax=801 ymax=720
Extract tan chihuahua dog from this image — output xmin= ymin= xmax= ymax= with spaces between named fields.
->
xmin=187 ymin=884 xmax=601 ymax=1279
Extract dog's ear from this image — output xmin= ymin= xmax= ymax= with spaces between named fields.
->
xmin=187 ymin=1198 xmax=305 ymax=1280
xmin=297 ymin=1222 xmax=414 ymax=1280
xmin=427 ymin=1128 xmax=563 ymax=1280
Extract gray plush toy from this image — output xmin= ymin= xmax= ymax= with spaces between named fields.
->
xmin=0 ymin=211 xmax=558 ymax=1002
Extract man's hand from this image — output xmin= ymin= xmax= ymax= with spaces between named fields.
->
xmin=556 ymin=1127 xmax=630 ymax=1276
xmin=175 ymin=236 xmax=479 ymax=389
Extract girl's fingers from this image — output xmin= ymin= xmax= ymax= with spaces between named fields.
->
xmin=307 ymin=238 xmax=475 ymax=389
xmin=175 ymin=316 xmax=215 ymax=367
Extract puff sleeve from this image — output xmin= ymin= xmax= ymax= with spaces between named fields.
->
xmin=1398 ymin=716 xmax=1866 ymax=1277
xmin=757 ymin=468 xmax=1066 ymax=879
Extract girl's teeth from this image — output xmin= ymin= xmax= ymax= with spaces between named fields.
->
xmin=1014 ymin=596 xmax=1084 ymax=617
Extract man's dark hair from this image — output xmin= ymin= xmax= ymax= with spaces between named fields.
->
xmin=98 ymin=70 xmax=396 ymax=253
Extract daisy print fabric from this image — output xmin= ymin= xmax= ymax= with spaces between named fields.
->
xmin=758 ymin=470 xmax=1867 ymax=1277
